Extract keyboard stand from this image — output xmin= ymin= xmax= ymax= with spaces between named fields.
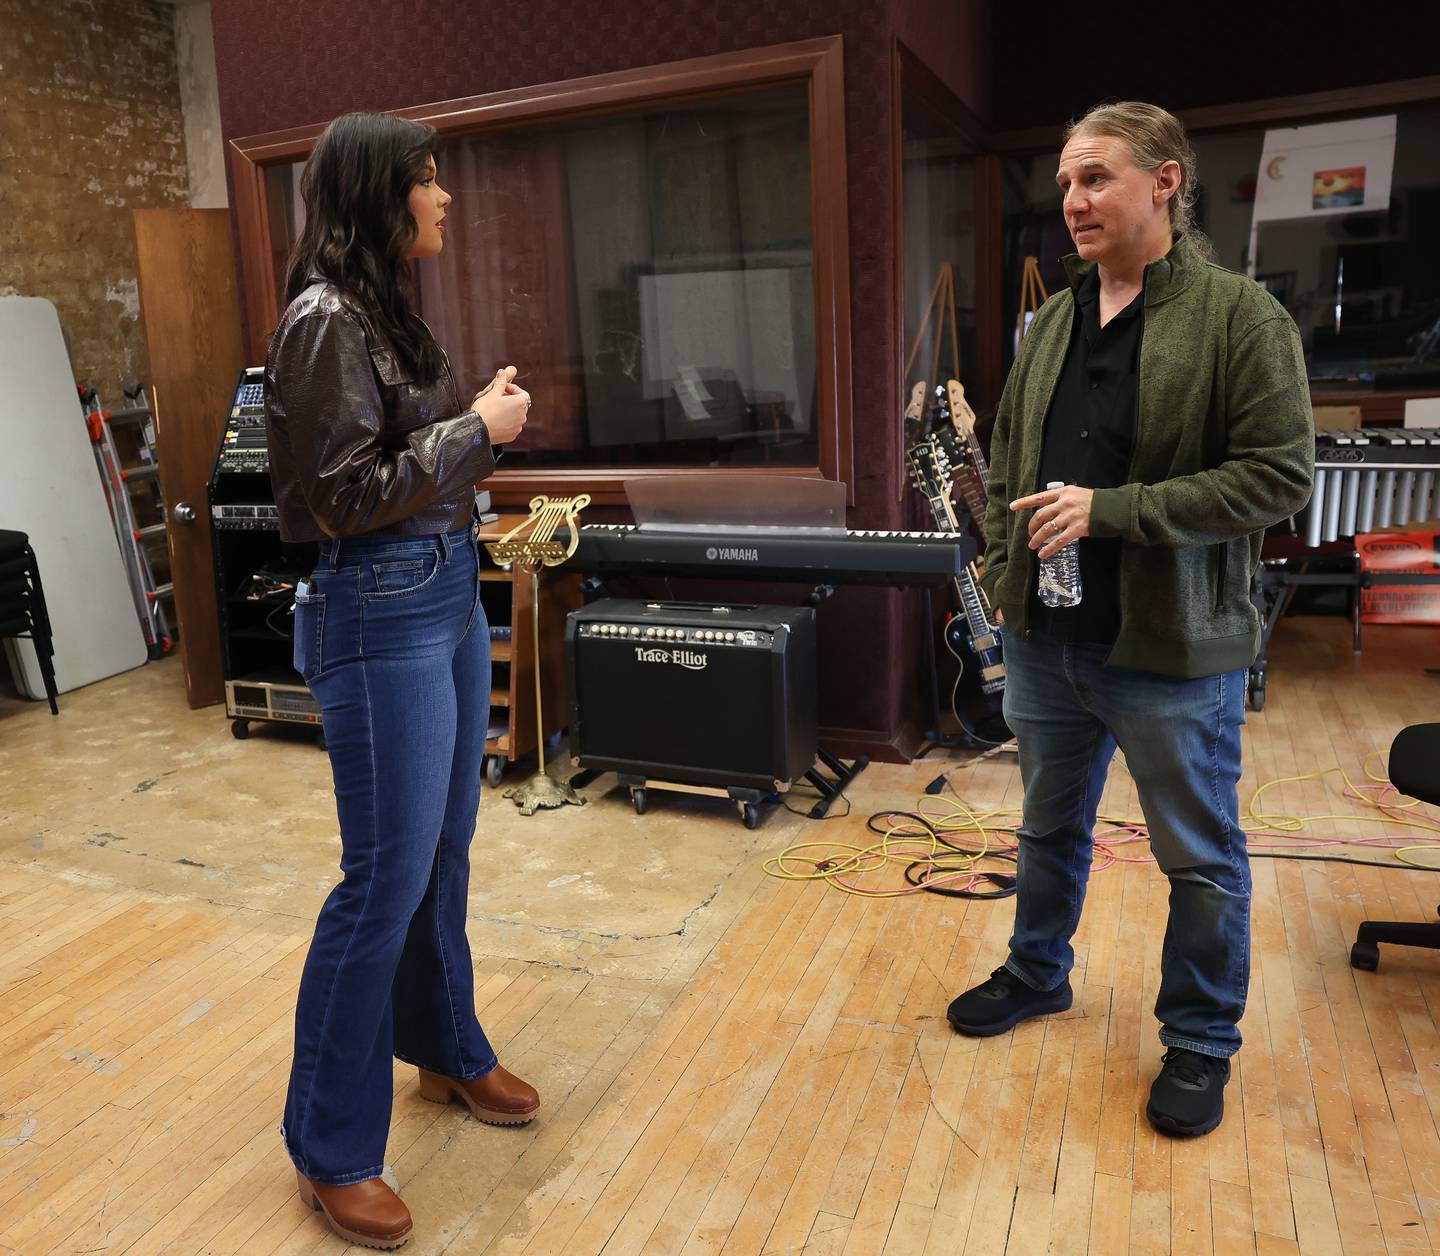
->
xmin=1250 ymin=545 xmax=1361 ymax=711
xmin=796 ymin=581 xmax=871 ymax=814
xmin=804 ymin=748 xmax=868 ymax=818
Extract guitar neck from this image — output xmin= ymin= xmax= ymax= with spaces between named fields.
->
xmin=922 ymin=492 xmax=992 ymax=636
xmin=946 ymin=379 xmax=990 ymax=486
xmin=965 ymin=440 xmax=990 ymax=485
xmin=952 ymin=466 xmax=988 ymax=532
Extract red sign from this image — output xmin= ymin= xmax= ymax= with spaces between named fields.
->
xmin=1357 ymin=531 xmax=1440 ymax=624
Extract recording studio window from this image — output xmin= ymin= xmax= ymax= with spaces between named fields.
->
xmin=265 ymin=87 xmax=818 ymax=470
xmin=900 ymin=79 xmax=979 ymax=431
xmin=999 ymin=99 xmax=1440 ymax=398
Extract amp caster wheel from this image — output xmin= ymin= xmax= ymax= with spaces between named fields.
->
xmin=739 ymin=801 xmax=760 ymax=830
xmin=1350 ymin=941 xmax=1380 ymax=972
xmin=632 ymin=787 xmax=648 ymax=815
xmin=485 ymin=755 xmax=506 ymax=788
xmin=230 ymin=719 xmax=250 ymax=740
xmin=315 ymin=732 xmax=327 ymax=752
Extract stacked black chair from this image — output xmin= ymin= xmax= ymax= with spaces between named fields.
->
xmin=0 ymin=529 xmax=59 ymax=715
xmin=1350 ymin=722 xmax=1440 ymax=970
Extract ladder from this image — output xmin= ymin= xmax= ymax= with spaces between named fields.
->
xmin=80 ymin=380 xmax=174 ymax=660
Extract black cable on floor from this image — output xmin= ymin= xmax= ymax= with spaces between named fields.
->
xmin=1250 ymin=851 xmax=1440 ymax=871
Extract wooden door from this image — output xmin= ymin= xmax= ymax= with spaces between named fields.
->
xmin=132 ymin=209 xmax=245 ymax=708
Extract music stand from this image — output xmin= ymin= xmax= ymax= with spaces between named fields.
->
xmin=486 ymin=494 xmax=592 ymax=814
xmin=1017 ymin=255 xmax=1049 ymax=346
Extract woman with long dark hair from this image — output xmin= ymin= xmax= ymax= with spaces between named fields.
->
xmin=264 ymin=111 xmax=535 ymax=1249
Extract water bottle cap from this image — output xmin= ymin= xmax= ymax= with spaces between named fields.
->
xmin=1046 ymin=481 xmax=1066 ymax=490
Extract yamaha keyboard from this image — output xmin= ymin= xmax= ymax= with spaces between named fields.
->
xmin=566 ymin=523 xmax=975 ymax=586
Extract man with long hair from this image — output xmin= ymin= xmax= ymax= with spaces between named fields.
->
xmin=945 ymin=102 xmax=1313 ymax=1137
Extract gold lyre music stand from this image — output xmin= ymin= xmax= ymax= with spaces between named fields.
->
xmin=486 ymin=494 xmax=591 ymax=814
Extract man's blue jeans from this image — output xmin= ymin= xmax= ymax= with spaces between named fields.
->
xmin=281 ymin=527 xmax=497 ymax=1185
xmin=999 ymin=629 xmax=1251 ymax=1058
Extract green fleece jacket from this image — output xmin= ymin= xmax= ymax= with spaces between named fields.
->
xmin=980 ymin=235 xmax=1314 ymax=677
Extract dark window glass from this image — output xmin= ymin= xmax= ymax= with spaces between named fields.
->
xmin=901 ymin=90 xmax=978 ymax=431
xmin=266 ymin=86 xmax=818 ymax=469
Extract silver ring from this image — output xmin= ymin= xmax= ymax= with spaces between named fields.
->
xmin=1050 ymin=520 xmax=1061 ymax=533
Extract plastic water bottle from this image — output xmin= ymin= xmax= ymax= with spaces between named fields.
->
xmin=1037 ymin=480 xmax=1083 ymax=608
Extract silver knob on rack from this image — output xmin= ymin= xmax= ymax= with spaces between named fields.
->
xmin=173 ymin=502 xmax=197 ymax=525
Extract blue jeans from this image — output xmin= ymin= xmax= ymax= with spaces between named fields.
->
xmin=999 ymin=630 xmax=1250 ymax=1059
xmin=281 ymin=527 xmax=497 ymax=1185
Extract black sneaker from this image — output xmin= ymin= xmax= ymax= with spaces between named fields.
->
xmin=946 ymin=965 xmax=1073 ymax=1037
xmin=1146 ymin=1048 xmax=1231 ymax=1136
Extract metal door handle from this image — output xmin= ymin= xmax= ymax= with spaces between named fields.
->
xmin=174 ymin=502 xmax=197 ymax=524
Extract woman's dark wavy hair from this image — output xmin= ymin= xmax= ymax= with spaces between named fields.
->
xmin=283 ymin=112 xmax=445 ymax=384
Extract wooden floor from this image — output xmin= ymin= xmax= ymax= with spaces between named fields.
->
xmin=2 ymin=617 xmax=1439 ymax=1254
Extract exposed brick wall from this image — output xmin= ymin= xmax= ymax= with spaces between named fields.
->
xmin=0 ymin=0 xmax=190 ymax=402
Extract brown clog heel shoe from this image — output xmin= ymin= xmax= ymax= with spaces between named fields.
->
xmin=295 ymin=1170 xmax=413 ymax=1250
xmin=417 ymin=1064 xmax=540 ymax=1126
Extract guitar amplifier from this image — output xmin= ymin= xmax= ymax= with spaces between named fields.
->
xmin=566 ymin=598 xmax=817 ymax=793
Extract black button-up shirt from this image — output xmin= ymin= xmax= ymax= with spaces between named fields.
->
xmin=1029 ymin=270 xmax=1141 ymax=643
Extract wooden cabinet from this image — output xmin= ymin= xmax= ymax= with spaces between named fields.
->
xmin=477 ymin=514 xmax=583 ymax=786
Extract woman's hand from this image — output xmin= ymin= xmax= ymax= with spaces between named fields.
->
xmin=470 ymin=365 xmax=530 ymax=444
xmin=1011 ymin=484 xmax=1094 ymax=560
xmin=471 ymin=364 xmax=517 ymax=405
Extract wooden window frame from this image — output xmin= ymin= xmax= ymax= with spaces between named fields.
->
xmin=228 ymin=37 xmax=853 ymax=506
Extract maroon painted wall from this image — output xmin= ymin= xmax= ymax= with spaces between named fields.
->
xmin=210 ymin=0 xmax=991 ymax=755
xmin=892 ymin=0 xmax=990 ymax=123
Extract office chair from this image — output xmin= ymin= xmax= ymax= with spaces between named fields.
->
xmin=1350 ymin=722 xmax=1440 ymax=970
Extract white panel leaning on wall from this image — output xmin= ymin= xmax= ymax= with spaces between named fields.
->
xmin=0 ymin=297 xmax=149 ymax=698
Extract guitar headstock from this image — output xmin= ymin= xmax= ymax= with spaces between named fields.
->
xmin=905 ymin=436 xmax=951 ymax=500
xmin=932 ymin=422 xmax=969 ymax=470
xmin=946 ymin=378 xmax=978 ymax=437
xmin=904 ymin=380 xmax=927 ymax=426
xmin=902 ymin=379 xmax=929 ymax=448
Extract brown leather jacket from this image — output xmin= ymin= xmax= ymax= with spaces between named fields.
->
xmin=264 ymin=280 xmax=498 ymax=542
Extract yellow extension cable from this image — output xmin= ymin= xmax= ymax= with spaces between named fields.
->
xmin=763 ymin=750 xmax=1440 ymax=897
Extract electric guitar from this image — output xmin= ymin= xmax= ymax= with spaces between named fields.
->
xmin=906 ymin=438 xmax=1011 ymax=743
xmin=903 ymin=380 xmax=928 ymax=445
xmin=932 ymin=381 xmax=990 ymax=546
xmin=935 ymin=379 xmax=1008 ymax=696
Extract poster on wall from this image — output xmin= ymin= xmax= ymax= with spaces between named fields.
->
xmin=1252 ymin=115 xmax=1396 ymax=223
